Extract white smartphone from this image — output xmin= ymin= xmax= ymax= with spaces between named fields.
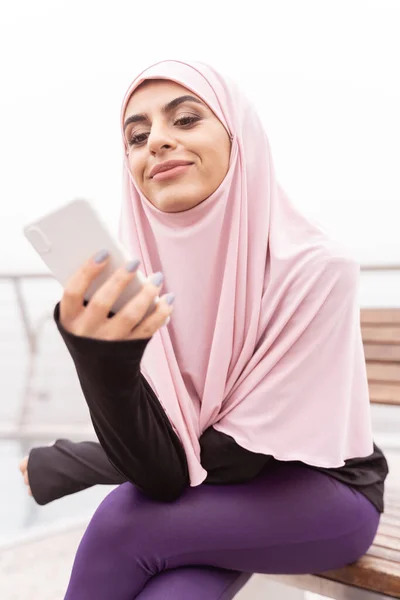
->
xmin=23 ymin=198 xmax=152 ymax=314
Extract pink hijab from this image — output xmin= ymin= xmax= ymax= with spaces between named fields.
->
xmin=118 ymin=59 xmax=373 ymax=486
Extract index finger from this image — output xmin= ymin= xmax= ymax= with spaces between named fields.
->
xmin=60 ymin=250 xmax=110 ymax=321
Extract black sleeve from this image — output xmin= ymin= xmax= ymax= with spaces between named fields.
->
xmin=28 ymin=440 xmax=126 ymax=505
xmin=53 ymin=302 xmax=190 ymax=502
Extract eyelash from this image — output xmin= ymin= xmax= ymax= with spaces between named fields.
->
xmin=127 ymin=115 xmax=200 ymax=147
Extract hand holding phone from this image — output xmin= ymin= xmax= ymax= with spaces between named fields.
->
xmin=23 ymin=199 xmax=175 ymax=341
xmin=59 ymin=250 xmax=175 ymax=341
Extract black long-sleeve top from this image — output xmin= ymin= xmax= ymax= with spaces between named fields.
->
xmin=27 ymin=302 xmax=389 ymax=512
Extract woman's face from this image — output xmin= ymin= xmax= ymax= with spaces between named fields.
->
xmin=123 ymin=80 xmax=231 ymax=213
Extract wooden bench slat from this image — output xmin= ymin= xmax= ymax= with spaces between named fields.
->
xmin=359 ymin=554 xmax=400 ymax=577
xmin=378 ymin=523 xmax=400 ymax=537
xmin=370 ymin=397 xmax=400 ymax=406
xmin=381 ymin=515 xmax=400 ymax=528
xmin=368 ymin=545 xmax=400 ymax=563
xmin=367 ymin=363 xmax=400 ymax=383
xmin=385 ymin=503 xmax=400 ymax=515
xmin=361 ymin=309 xmax=400 ymax=325
xmin=369 ymin=383 xmax=400 ymax=403
xmin=364 ymin=344 xmax=400 ymax=362
xmin=322 ymin=554 xmax=400 ymax=598
xmin=385 ymin=506 xmax=400 ymax=515
xmin=373 ymin=533 xmax=400 ymax=552
xmin=369 ymin=385 xmax=400 ymax=403
xmin=362 ymin=326 xmax=400 ymax=344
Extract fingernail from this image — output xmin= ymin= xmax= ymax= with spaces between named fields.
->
xmin=164 ymin=293 xmax=175 ymax=305
xmin=148 ymin=272 xmax=164 ymax=286
xmin=126 ymin=258 xmax=141 ymax=273
xmin=94 ymin=249 xmax=109 ymax=264
xmin=164 ymin=316 xmax=171 ymax=327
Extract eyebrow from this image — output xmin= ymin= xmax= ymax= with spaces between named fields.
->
xmin=123 ymin=95 xmax=205 ymax=132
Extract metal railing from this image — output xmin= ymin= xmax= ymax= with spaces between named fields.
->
xmin=0 ymin=273 xmax=93 ymax=440
xmin=361 ymin=264 xmax=400 ymax=272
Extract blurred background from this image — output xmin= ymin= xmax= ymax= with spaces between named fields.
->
xmin=0 ymin=0 xmax=399 ymax=598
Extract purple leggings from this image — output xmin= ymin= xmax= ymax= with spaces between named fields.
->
xmin=64 ymin=462 xmax=380 ymax=599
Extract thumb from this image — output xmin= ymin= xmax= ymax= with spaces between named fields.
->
xmin=19 ymin=456 xmax=28 ymax=473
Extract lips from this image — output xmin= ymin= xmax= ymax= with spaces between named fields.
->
xmin=150 ymin=160 xmax=193 ymax=178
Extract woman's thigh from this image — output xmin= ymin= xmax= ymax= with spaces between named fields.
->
xmin=84 ymin=461 xmax=379 ymax=574
xmin=138 ymin=461 xmax=380 ymax=574
xmin=65 ymin=461 xmax=380 ymax=599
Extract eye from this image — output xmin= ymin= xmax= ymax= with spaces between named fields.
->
xmin=127 ymin=131 xmax=149 ymax=147
xmin=174 ymin=115 xmax=200 ymax=127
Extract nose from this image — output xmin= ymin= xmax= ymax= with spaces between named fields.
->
xmin=148 ymin=120 xmax=177 ymax=154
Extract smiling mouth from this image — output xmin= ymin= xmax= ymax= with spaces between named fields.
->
xmin=151 ymin=164 xmax=193 ymax=182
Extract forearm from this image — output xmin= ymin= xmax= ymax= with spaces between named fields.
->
xmin=54 ymin=302 xmax=189 ymax=502
xmin=83 ymin=373 xmax=190 ymax=502
xmin=28 ymin=439 xmax=126 ymax=505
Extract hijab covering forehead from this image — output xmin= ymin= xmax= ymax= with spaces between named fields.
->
xmin=119 ymin=59 xmax=373 ymax=486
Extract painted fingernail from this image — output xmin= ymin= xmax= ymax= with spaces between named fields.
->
xmin=94 ymin=249 xmax=109 ymax=263
xmin=148 ymin=272 xmax=164 ymax=286
xmin=164 ymin=293 xmax=175 ymax=305
xmin=126 ymin=258 xmax=141 ymax=273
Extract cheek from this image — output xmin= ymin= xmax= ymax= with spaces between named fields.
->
xmin=128 ymin=156 xmax=145 ymax=188
xmin=201 ymin=125 xmax=230 ymax=168
xmin=206 ymin=140 xmax=230 ymax=178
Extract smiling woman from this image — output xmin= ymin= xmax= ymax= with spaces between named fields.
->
xmin=20 ymin=59 xmax=388 ymax=600
xmin=123 ymin=80 xmax=232 ymax=212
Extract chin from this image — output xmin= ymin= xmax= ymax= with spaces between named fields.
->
xmin=150 ymin=190 xmax=206 ymax=213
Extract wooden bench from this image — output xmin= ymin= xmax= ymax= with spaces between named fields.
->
xmin=258 ymin=307 xmax=400 ymax=599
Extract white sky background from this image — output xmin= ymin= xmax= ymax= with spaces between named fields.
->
xmin=0 ymin=0 xmax=399 ymax=272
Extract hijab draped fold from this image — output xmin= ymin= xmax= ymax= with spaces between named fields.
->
xmin=118 ymin=60 xmax=373 ymax=486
